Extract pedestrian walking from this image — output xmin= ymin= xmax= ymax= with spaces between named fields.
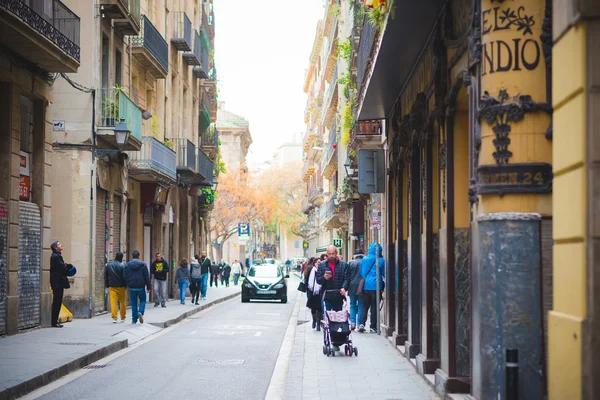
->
xmin=231 ymin=259 xmax=242 ymax=285
xmin=199 ymin=250 xmax=211 ymax=299
xmin=150 ymin=252 xmax=169 ymax=308
xmin=218 ymin=259 xmax=228 ymax=285
xmin=316 ymin=245 xmax=349 ymax=310
xmin=358 ymin=243 xmax=385 ymax=333
xmin=104 ymin=252 xmax=126 ymax=323
xmin=306 ymin=257 xmax=322 ymax=331
xmin=50 ymin=240 xmax=73 ymax=328
xmin=210 ymin=261 xmax=221 ymax=287
xmin=346 ymin=249 xmax=365 ymax=330
xmin=124 ymin=250 xmax=151 ymax=324
xmin=176 ymin=259 xmax=191 ymax=304
xmin=222 ymin=262 xmax=231 ymax=287
xmin=189 ymin=255 xmax=202 ymax=305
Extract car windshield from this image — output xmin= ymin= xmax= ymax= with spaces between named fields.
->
xmin=249 ymin=265 xmax=282 ymax=278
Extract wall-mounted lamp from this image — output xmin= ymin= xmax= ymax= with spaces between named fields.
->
xmin=113 ymin=119 xmax=130 ymax=151
xmin=344 ymin=156 xmax=354 ymax=176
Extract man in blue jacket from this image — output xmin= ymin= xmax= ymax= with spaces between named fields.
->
xmin=124 ymin=250 xmax=151 ymax=324
xmin=358 ymin=242 xmax=385 ymax=333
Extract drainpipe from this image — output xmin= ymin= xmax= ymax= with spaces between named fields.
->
xmin=89 ymin=89 xmax=97 ymax=319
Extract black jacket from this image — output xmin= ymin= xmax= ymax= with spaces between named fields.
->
xmin=316 ymin=259 xmax=349 ymax=292
xmin=346 ymin=255 xmax=364 ymax=296
xmin=104 ymin=260 xmax=126 ymax=288
xmin=222 ymin=265 xmax=231 ymax=278
xmin=150 ymin=258 xmax=169 ymax=281
xmin=50 ymin=251 xmax=70 ymax=290
xmin=124 ymin=259 xmax=151 ymax=290
xmin=200 ymin=257 xmax=211 ymax=274
xmin=210 ymin=263 xmax=222 ymax=275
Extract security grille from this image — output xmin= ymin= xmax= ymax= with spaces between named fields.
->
xmin=18 ymin=202 xmax=41 ymax=329
xmin=0 ymin=198 xmax=8 ymax=334
xmin=95 ymin=188 xmax=108 ymax=313
xmin=113 ymin=197 xmax=121 ymax=259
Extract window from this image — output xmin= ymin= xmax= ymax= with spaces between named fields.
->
xmin=115 ymin=49 xmax=122 ymax=86
xmin=101 ymin=35 xmax=109 ymax=89
xmin=294 ymin=241 xmax=300 ymax=249
xmin=20 ymin=96 xmax=34 ymax=153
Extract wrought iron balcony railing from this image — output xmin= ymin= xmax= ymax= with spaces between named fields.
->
xmin=174 ymin=138 xmax=197 ymax=174
xmin=183 ymin=29 xmax=201 ymax=65
xmin=171 ymin=11 xmax=192 ymax=51
xmin=132 ymin=15 xmax=168 ymax=78
xmin=100 ymin=0 xmax=140 ymax=34
xmin=357 ymin=16 xmax=376 ymax=96
xmin=127 ymin=137 xmax=177 ymax=182
xmin=196 ymin=148 xmax=213 ymax=183
xmin=321 ymin=62 xmax=338 ymax=122
xmin=0 ymin=0 xmax=81 ymax=62
xmin=98 ymin=87 xmax=142 ymax=142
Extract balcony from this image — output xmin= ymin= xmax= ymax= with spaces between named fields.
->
xmin=302 ymin=160 xmax=315 ymax=183
xmin=301 ymin=198 xmax=314 ymax=215
xmin=126 ymin=137 xmax=177 ymax=185
xmin=205 ymin=2 xmax=215 ymax=39
xmin=321 ymin=62 xmax=338 ymax=126
xmin=171 ymin=11 xmax=192 ymax=51
xmin=196 ymin=148 xmax=214 ymax=186
xmin=201 ymin=88 xmax=217 ymax=121
xmin=201 ymin=65 xmax=217 ymax=90
xmin=356 ymin=17 xmax=376 ymax=96
xmin=323 ymin=14 xmax=338 ymax=82
xmin=184 ymin=29 xmax=208 ymax=74
xmin=96 ymin=87 xmax=142 ymax=151
xmin=308 ymin=186 xmax=324 ymax=207
xmin=322 ymin=122 xmax=338 ymax=178
xmin=200 ymin=123 xmax=218 ymax=159
xmin=175 ymin=138 xmax=196 ymax=174
xmin=132 ymin=15 xmax=168 ymax=79
xmin=322 ymin=0 xmax=337 ymax=37
xmin=325 ymin=196 xmax=348 ymax=229
xmin=100 ymin=0 xmax=140 ymax=35
xmin=350 ymin=119 xmax=384 ymax=149
xmin=0 ymin=0 xmax=80 ymax=72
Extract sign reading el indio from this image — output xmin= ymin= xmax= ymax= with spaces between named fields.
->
xmin=480 ymin=1 xmax=545 ymax=78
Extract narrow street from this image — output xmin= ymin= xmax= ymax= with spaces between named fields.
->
xmin=27 ymin=286 xmax=299 ymax=400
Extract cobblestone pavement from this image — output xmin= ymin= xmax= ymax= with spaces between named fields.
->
xmin=283 ymin=304 xmax=439 ymax=400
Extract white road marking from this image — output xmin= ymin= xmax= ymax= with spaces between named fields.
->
xmin=214 ymin=331 xmax=244 ymax=336
xmin=254 ymin=332 xmax=262 ymax=337
xmin=189 ymin=330 xmax=197 ymax=335
xmin=256 ymin=312 xmax=280 ymax=316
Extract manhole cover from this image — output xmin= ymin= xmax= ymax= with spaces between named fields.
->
xmin=296 ymin=320 xmax=309 ymax=326
xmin=56 ymin=342 xmax=93 ymax=346
xmin=82 ymin=365 xmax=106 ymax=369
xmin=197 ymin=359 xmax=245 ymax=365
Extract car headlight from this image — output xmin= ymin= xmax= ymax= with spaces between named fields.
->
xmin=243 ymin=282 xmax=254 ymax=288
xmin=273 ymin=283 xmax=284 ymax=289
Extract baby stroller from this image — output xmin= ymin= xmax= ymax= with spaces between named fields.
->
xmin=321 ymin=290 xmax=358 ymax=357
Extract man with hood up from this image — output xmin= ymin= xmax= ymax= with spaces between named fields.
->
xmin=124 ymin=250 xmax=151 ymax=324
xmin=346 ymin=248 xmax=365 ymax=330
xmin=358 ymin=242 xmax=385 ymax=333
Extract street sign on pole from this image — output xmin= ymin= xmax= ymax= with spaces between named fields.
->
xmin=302 ymin=241 xmax=309 ymax=250
xmin=333 ymin=238 xmax=343 ymax=249
xmin=358 ymin=148 xmax=386 ymax=194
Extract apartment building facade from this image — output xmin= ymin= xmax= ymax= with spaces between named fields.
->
xmin=0 ymin=0 xmax=81 ymax=334
xmin=50 ymin=0 xmax=218 ymax=318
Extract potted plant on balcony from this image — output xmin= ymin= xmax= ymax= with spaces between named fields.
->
xmin=102 ymin=85 xmax=125 ymax=126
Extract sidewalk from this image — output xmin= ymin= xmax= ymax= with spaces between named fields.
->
xmin=283 ymin=304 xmax=439 ymax=400
xmin=0 ymin=285 xmax=240 ymax=400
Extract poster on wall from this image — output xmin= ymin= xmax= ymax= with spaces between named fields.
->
xmin=19 ymin=152 xmax=30 ymax=201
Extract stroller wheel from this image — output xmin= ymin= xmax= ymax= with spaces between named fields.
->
xmin=326 ymin=347 xmax=331 ymax=357
xmin=322 ymin=345 xmax=327 ymax=355
xmin=354 ymin=347 xmax=358 ymax=357
xmin=344 ymin=346 xmax=348 ymax=356
xmin=347 ymin=345 xmax=352 ymax=357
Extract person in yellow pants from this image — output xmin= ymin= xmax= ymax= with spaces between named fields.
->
xmin=105 ymin=252 xmax=127 ymax=323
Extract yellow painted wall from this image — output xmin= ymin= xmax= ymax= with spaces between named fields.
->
xmin=548 ymin=21 xmax=587 ymax=400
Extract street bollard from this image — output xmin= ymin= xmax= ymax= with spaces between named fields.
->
xmin=506 ymin=348 xmax=519 ymax=400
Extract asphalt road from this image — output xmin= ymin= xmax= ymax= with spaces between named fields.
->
xmin=37 ymin=281 xmax=299 ymax=400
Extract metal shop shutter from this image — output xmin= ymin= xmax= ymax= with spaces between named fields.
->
xmin=95 ymin=188 xmax=107 ymax=313
xmin=113 ymin=197 xmax=121 ymax=259
xmin=18 ymin=202 xmax=41 ymax=329
xmin=0 ymin=199 xmax=8 ymax=334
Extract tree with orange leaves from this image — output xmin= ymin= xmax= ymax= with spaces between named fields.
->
xmin=209 ymin=168 xmax=275 ymax=261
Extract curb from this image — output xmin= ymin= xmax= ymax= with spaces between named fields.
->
xmin=150 ymin=291 xmax=241 ymax=328
xmin=0 ymin=339 xmax=128 ymax=400
xmin=264 ymin=291 xmax=302 ymax=400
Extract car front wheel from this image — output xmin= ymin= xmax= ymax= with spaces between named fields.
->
xmin=241 ymin=297 xmax=249 ymax=303
xmin=281 ymin=296 xmax=287 ymax=304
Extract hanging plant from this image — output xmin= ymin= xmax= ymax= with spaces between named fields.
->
xmin=366 ymin=0 xmax=396 ymax=32
xmin=201 ymin=188 xmax=215 ymax=205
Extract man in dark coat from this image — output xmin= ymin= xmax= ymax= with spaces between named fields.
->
xmin=50 ymin=240 xmax=71 ymax=328
xmin=105 ymin=252 xmax=126 ymax=323
xmin=210 ymin=261 xmax=222 ymax=287
xmin=199 ymin=250 xmax=211 ymax=299
xmin=150 ymin=252 xmax=169 ymax=308
xmin=124 ymin=250 xmax=151 ymax=324
xmin=316 ymin=245 xmax=349 ymax=309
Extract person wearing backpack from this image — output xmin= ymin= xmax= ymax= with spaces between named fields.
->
xmin=189 ymin=255 xmax=202 ymax=305
xmin=358 ymin=243 xmax=385 ymax=333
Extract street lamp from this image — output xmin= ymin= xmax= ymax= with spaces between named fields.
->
xmin=344 ymin=156 xmax=354 ymax=176
xmin=211 ymin=177 xmax=218 ymax=191
xmin=333 ymin=193 xmax=339 ymax=206
xmin=113 ymin=119 xmax=130 ymax=151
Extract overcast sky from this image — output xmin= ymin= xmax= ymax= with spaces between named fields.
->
xmin=213 ymin=0 xmax=324 ymax=169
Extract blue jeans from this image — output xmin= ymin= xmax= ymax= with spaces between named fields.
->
xmin=178 ymin=280 xmax=189 ymax=303
xmin=129 ymin=288 xmax=146 ymax=323
xmin=233 ymin=273 xmax=240 ymax=285
xmin=200 ymin=273 xmax=209 ymax=298
xmin=348 ymin=294 xmax=363 ymax=325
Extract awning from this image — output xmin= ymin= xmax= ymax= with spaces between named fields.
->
xmin=358 ymin=0 xmax=446 ymax=120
